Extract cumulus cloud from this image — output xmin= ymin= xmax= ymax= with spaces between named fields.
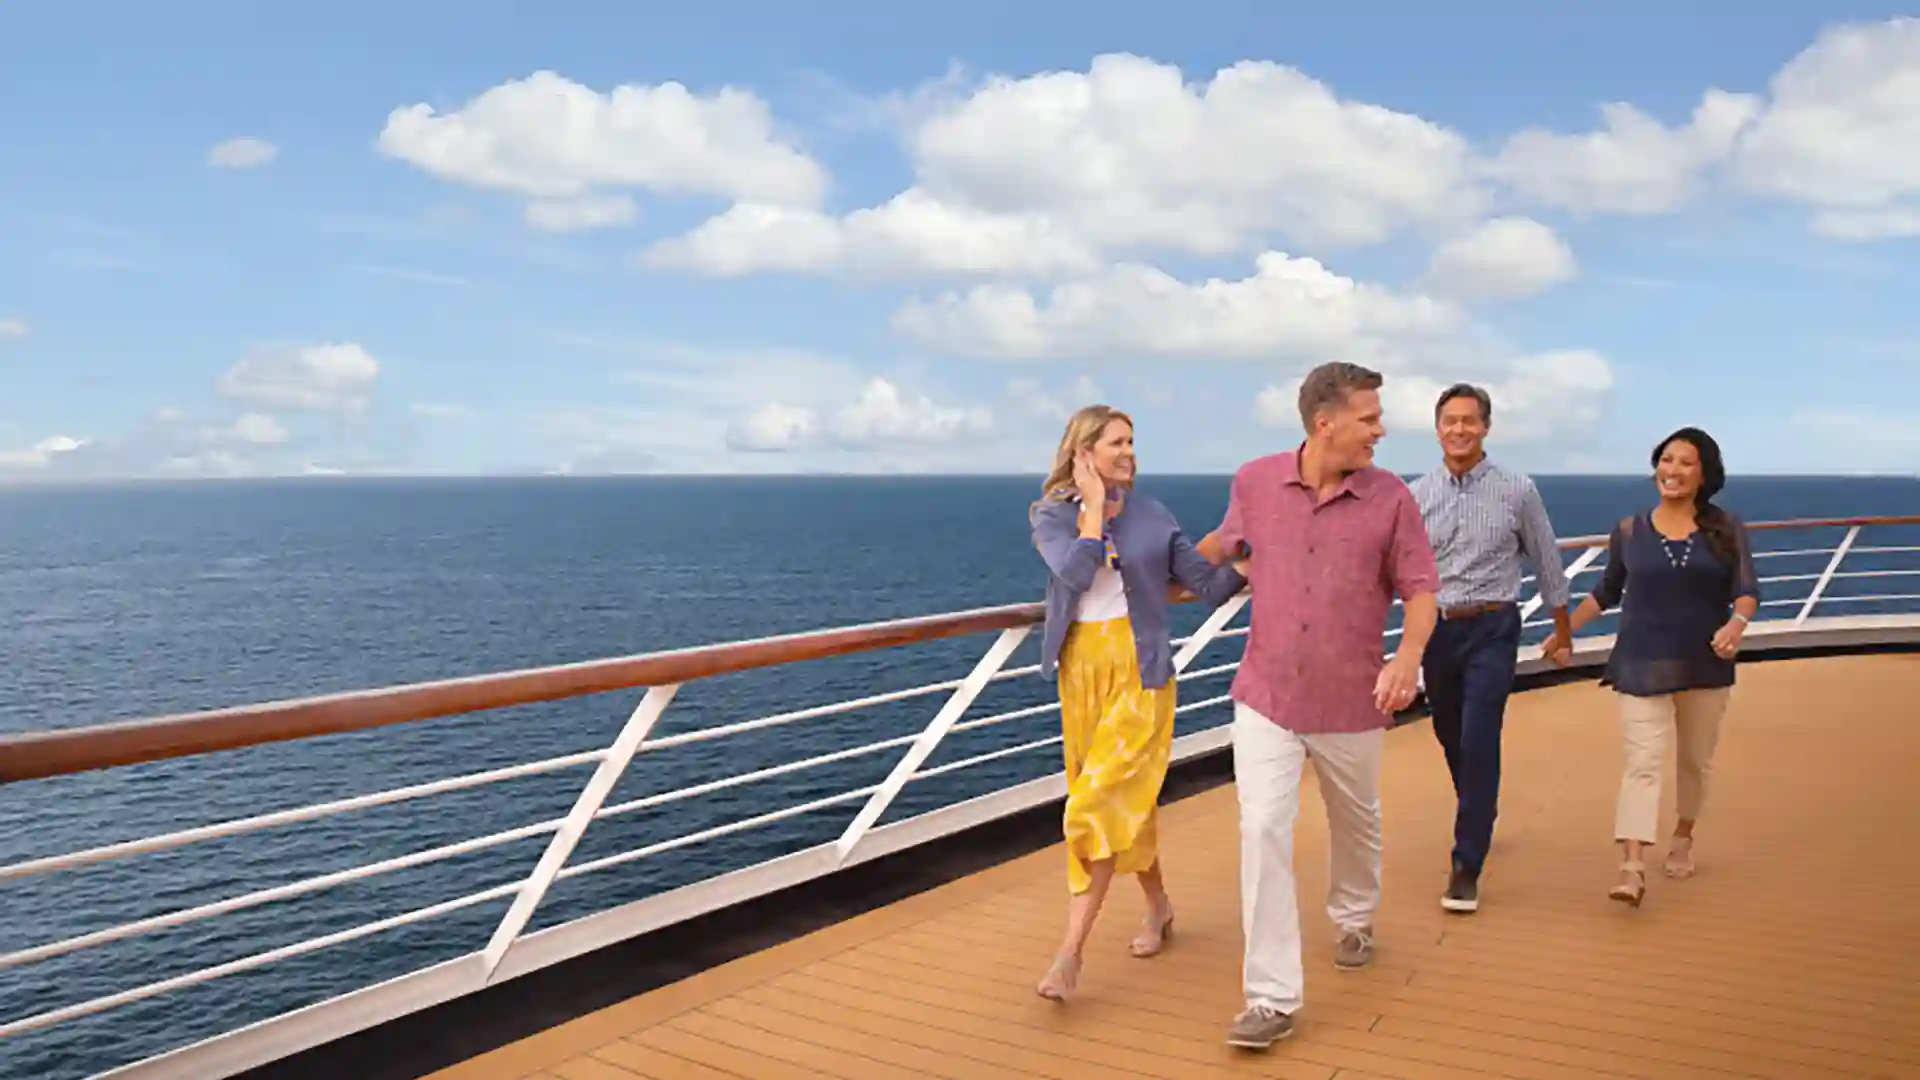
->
xmin=0 ymin=410 xmax=305 ymax=479
xmin=377 ymin=71 xmax=828 ymax=228
xmin=892 ymin=251 xmax=1461 ymax=361
xmin=1425 ymin=217 xmax=1577 ymax=301
xmin=0 ymin=435 xmax=85 ymax=470
xmin=1730 ymin=18 xmax=1920 ymax=233
xmin=830 ymin=378 xmax=994 ymax=447
xmin=0 ymin=317 xmax=27 ymax=340
xmin=1253 ymin=349 xmax=1616 ymax=444
xmin=1486 ymin=91 xmax=1760 ymax=215
xmin=230 ymin=412 xmax=290 ymax=445
xmin=1486 ymin=18 xmax=1920 ymax=235
xmin=208 ymin=137 xmax=279 ymax=169
xmin=726 ymin=402 xmax=817 ymax=452
xmin=641 ymin=193 xmax=1102 ymax=278
xmin=646 ymin=53 xmax=1486 ymax=278
xmin=216 ymin=343 xmax=380 ymax=412
xmin=724 ymin=378 xmax=993 ymax=454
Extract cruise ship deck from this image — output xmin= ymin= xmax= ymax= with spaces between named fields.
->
xmin=429 ymin=652 xmax=1920 ymax=1080
xmin=4 ymin=513 xmax=1916 ymax=1080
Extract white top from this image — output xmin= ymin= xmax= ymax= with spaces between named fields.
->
xmin=1074 ymin=563 xmax=1130 ymax=622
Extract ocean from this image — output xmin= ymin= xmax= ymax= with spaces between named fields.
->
xmin=2 ymin=473 xmax=1915 ymax=1079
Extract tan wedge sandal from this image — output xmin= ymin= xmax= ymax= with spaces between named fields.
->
xmin=1609 ymin=859 xmax=1647 ymax=907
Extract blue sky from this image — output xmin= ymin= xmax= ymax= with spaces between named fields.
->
xmin=1 ymin=1 xmax=1915 ymax=479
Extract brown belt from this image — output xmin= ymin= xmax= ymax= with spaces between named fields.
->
xmin=1440 ymin=601 xmax=1512 ymax=621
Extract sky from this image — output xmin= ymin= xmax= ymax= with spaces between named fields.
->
xmin=0 ymin=1 xmax=1916 ymax=480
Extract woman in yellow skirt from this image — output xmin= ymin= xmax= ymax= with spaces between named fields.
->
xmin=1028 ymin=405 xmax=1249 ymax=1001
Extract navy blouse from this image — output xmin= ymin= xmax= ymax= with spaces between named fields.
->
xmin=1589 ymin=510 xmax=1761 ymax=697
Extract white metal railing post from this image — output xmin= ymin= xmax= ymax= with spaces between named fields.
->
xmin=1172 ymin=591 xmax=1249 ymax=672
xmin=1797 ymin=526 xmax=1860 ymax=626
xmin=1521 ymin=546 xmax=1604 ymax=621
xmin=480 ymin=682 xmax=680 ymax=980
xmin=832 ymin=626 xmax=1031 ymax=864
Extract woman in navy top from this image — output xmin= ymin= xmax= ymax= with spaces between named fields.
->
xmin=1027 ymin=404 xmax=1247 ymax=1002
xmin=1544 ymin=427 xmax=1759 ymax=907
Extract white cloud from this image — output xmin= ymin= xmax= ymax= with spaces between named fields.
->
xmin=1731 ymin=18 xmax=1920 ymax=234
xmin=230 ymin=412 xmax=290 ymax=445
xmin=892 ymin=251 xmax=1461 ymax=361
xmin=1425 ymin=217 xmax=1577 ymax=301
xmin=649 ymin=52 xmax=1485 ymax=278
xmin=0 ymin=317 xmax=27 ymax=340
xmin=1487 ymin=90 xmax=1760 ymax=215
xmin=0 ymin=408 xmax=309 ymax=479
xmin=1253 ymin=349 xmax=1616 ymax=444
xmin=0 ymin=435 xmax=85 ymax=470
xmin=216 ymin=343 xmax=380 ymax=412
xmin=828 ymin=377 xmax=993 ymax=448
xmin=525 ymin=194 xmax=639 ymax=232
xmin=726 ymin=402 xmax=819 ymax=452
xmin=378 ymin=71 xmax=828 ymax=228
xmin=641 ymin=192 xmax=1101 ymax=278
xmin=208 ymin=136 xmax=278 ymax=169
xmin=723 ymin=378 xmax=993 ymax=455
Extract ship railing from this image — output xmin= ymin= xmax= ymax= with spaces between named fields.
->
xmin=0 ymin=514 xmax=1916 ymax=1079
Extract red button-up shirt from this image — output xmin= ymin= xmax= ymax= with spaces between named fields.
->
xmin=1215 ymin=446 xmax=1440 ymax=735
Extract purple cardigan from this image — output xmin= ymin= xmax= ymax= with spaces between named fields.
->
xmin=1029 ymin=491 xmax=1247 ymax=688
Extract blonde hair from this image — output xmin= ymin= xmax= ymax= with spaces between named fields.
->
xmin=1038 ymin=404 xmax=1135 ymax=503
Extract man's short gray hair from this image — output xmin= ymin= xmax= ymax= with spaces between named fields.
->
xmin=1435 ymin=383 xmax=1492 ymax=425
xmin=1297 ymin=361 xmax=1384 ymax=432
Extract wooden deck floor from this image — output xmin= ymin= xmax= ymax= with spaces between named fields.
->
xmin=429 ymin=653 xmax=1920 ymax=1080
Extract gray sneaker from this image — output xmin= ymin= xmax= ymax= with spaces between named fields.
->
xmin=1226 ymin=1004 xmax=1294 ymax=1049
xmin=1334 ymin=926 xmax=1374 ymax=969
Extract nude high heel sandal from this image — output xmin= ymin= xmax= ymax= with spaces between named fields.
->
xmin=1609 ymin=859 xmax=1647 ymax=907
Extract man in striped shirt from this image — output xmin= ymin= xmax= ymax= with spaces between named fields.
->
xmin=1409 ymin=384 xmax=1571 ymax=915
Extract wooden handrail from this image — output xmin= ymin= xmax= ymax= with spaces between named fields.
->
xmin=0 ymin=602 xmax=1044 ymax=784
xmin=2 ymin=514 xmax=1914 ymax=784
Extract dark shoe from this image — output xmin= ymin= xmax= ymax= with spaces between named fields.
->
xmin=1441 ymin=865 xmax=1480 ymax=913
xmin=1333 ymin=926 xmax=1374 ymax=969
xmin=1226 ymin=1004 xmax=1295 ymax=1049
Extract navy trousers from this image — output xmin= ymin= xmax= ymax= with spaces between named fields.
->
xmin=1420 ymin=603 xmax=1522 ymax=877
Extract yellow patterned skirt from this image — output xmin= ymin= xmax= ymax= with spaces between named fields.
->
xmin=1057 ymin=616 xmax=1178 ymax=895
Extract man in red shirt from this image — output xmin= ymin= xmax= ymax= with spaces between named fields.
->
xmin=1199 ymin=361 xmax=1440 ymax=1049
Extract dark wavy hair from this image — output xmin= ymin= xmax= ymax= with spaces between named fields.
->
xmin=1652 ymin=427 xmax=1735 ymax=563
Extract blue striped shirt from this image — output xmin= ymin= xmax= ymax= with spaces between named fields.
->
xmin=1409 ymin=458 xmax=1571 ymax=611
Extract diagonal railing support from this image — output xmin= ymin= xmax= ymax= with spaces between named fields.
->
xmin=1172 ymin=592 xmax=1249 ymax=673
xmin=833 ymin=626 xmax=1031 ymax=865
xmin=480 ymin=682 xmax=680 ymax=980
xmin=1521 ymin=545 xmax=1604 ymax=622
xmin=1797 ymin=525 xmax=1860 ymax=626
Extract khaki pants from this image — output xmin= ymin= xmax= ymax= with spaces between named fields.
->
xmin=1615 ymin=687 xmax=1731 ymax=844
xmin=1231 ymin=704 xmax=1384 ymax=1014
